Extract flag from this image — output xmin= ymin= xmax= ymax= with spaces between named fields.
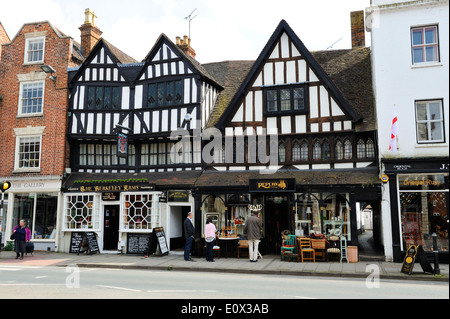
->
xmin=389 ymin=105 xmax=398 ymax=153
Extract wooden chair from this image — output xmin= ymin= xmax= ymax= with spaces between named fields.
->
xmin=281 ymin=235 xmax=297 ymax=261
xmin=299 ymin=238 xmax=315 ymax=262
xmin=237 ymin=240 xmax=249 ymax=259
xmin=311 ymin=239 xmax=326 ymax=261
xmin=327 ymin=236 xmax=340 ymax=261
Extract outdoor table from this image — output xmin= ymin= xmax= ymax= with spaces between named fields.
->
xmin=218 ymin=237 xmax=238 ymax=257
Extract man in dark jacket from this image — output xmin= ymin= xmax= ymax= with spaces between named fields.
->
xmin=184 ymin=212 xmax=195 ymax=261
xmin=244 ymin=211 xmax=262 ymax=262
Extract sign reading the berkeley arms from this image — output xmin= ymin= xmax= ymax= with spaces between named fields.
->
xmin=64 ymin=177 xmax=155 ymax=192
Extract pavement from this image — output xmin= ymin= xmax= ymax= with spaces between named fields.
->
xmin=0 ymin=250 xmax=448 ymax=282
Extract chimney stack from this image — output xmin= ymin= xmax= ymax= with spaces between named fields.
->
xmin=79 ymin=8 xmax=103 ymax=57
xmin=175 ymin=35 xmax=196 ymax=59
xmin=350 ymin=10 xmax=365 ymax=48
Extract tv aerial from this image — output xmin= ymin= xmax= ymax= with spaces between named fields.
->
xmin=184 ymin=8 xmax=197 ymax=40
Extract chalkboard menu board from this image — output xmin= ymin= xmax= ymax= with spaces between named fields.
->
xmin=69 ymin=232 xmax=84 ymax=254
xmin=69 ymin=232 xmax=100 ymax=255
xmin=147 ymin=227 xmax=169 ymax=256
xmin=127 ymin=233 xmax=151 ymax=255
xmin=84 ymin=232 xmax=100 ymax=254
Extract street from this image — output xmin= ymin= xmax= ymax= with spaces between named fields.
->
xmin=0 ymin=265 xmax=448 ymax=299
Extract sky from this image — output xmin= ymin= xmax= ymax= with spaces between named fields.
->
xmin=0 ymin=0 xmax=371 ymax=63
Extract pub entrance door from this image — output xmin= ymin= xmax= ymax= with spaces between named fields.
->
xmin=103 ymin=205 xmax=120 ymax=250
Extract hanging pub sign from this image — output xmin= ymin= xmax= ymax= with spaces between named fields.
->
xmin=249 ymin=179 xmax=296 ymax=193
xmin=117 ymin=133 xmax=128 ymax=159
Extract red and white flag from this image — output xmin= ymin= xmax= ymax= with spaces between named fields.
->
xmin=389 ymin=105 xmax=398 ymax=153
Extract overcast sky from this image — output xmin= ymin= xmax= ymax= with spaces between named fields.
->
xmin=0 ymin=0 xmax=371 ymax=63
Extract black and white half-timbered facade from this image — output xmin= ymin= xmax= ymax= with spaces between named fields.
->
xmin=194 ymin=20 xmax=382 ymax=254
xmin=61 ymin=35 xmax=222 ymax=253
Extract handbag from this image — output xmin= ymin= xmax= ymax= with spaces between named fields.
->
xmin=10 ymin=232 xmax=15 ymax=240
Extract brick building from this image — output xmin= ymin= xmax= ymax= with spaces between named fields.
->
xmin=0 ymin=20 xmax=84 ymax=250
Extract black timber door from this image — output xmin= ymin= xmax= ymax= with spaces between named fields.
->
xmin=103 ymin=205 xmax=120 ymax=250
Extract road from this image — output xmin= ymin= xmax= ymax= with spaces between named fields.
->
xmin=0 ymin=265 xmax=448 ymax=299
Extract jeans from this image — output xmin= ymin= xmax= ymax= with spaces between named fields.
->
xmin=184 ymin=236 xmax=194 ymax=260
xmin=248 ymin=239 xmax=260 ymax=261
xmin=205 ymin=241 xmax=214 ymax=261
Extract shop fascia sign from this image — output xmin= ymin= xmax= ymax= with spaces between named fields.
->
xmin=249 ymin=178 xmax=296 ymax=192
xmin=67 ymin=178 xmax=155 ymax=193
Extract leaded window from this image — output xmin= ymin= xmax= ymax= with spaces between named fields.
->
xmin=86 ymin=86 xmax=120 ymax=109
xmin=123 ymin=194 xmax=157 ymax=230
xmin=147 ymin=80 xmax=183 ymax=108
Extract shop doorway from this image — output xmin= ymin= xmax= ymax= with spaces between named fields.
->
xmin=169 ymin=205 xmax=191 ymax=251
xmin=357 ymin=202 xmax=384 ymax=261
xmin=264 ymin=195 xmax=290 ymax=254
xmin=103 ymin=205 xmax=120 ymax=250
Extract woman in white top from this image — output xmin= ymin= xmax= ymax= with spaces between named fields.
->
xmin=204 ymin=218 xmax=217 ymax=262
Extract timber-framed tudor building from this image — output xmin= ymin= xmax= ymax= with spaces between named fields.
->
xmin=57 ymin=15 xmax=382 ymax=256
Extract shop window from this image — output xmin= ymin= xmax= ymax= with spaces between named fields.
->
xmin=295 ymin=193 xmax=351 ymax=240
xmin=122 ymin=193 xmax=158 ymax=230
xmin=399 ymin=174 xmax=448 ymax=252
xmin=65 ymin=194 xmax=100 ymax=230
xmin=415 ymin=100 xmax=445 ymax=143
xmin=12 ymin=193 xmax=58 ymax=239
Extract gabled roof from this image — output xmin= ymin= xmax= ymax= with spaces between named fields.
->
xmin=139 ymin=33 xmax=222 ymax=89
xmin=215 ymin=19 xmax=363 ymax=129
xmin=0 ymin=21 xmax=11 ymax=43
xmin=69 ymin=37 xmax=138 ymax=84
xmin=0 ymin=20 xmax=84 ymax=64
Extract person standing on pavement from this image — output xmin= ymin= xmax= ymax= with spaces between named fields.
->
xmin=244 ymin=211 xmax=262 ymax=262
xmin=13 ymin=219 xmax=31 ymax=260
xmin=204 ymin=218 xmax=217 ymax=262
xmin=184 ymin=212 xmax=196 ymax=261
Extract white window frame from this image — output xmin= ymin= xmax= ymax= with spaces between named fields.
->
xmin=411 ymin=25 xmax=439 ymax=65
xmin=415 ymin=100 xmax=445 ymax=144
xmin=17 ymin=80 xmax=45 ymax=117
xmin=24 ymin=36 xmax=45 ymax=64
xmin=14 ymin=135 xmax=42 ymax=172
xmin=63 ymin=193 xmax=101 ymax=231
xmin=120 ymin=192 xmax=160 ymax=232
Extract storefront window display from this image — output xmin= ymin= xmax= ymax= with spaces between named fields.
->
xmin=12 ymin=193 xmax=58 ymax=239
xmin=399 ymin=174 xmax=449 ymax=252
xmin=64 ymin=194 xmax=100 ymax=230
xmin=294 ymin=193 xmax=351 ymax=239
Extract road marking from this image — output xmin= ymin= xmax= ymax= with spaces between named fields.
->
xmin=0 ymin=268 xmax=22 ymax=271
xmin=294 ymin=296 xmax=317 ymax=299
xmin=147 ymin=289 xmax=217 ymax=293
xmin=0 ymin=283 xmax=64 ymax=286
xmin=96 ymin=285 xmax=141 ymax=292
xmin=35 ymin=276 xmax=48 ymax=279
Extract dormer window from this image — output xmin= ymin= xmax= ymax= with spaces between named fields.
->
xmin=264 ymin=84 xmax=308 ymax=115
